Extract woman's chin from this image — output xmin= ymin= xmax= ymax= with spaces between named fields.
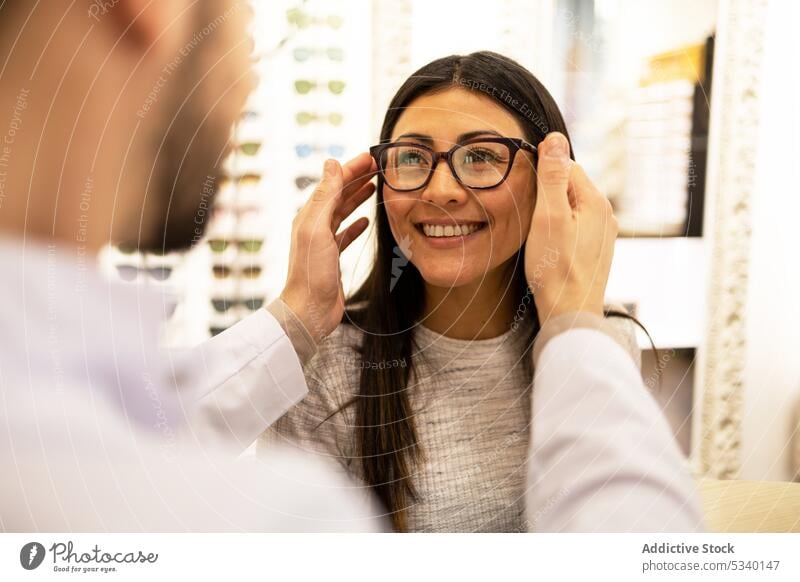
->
xmin=417 ymin=265 xmax=486 ymax=290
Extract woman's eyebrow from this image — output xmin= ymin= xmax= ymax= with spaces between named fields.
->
xmin=457 ymin=130 xmax=503 ymax=142
xmin=394 ymin=130 xmax=504 ymax=144
xmin=395 ymin=133 xmax=434 ymax=143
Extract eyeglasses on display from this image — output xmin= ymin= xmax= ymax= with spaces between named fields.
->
xmin=212 ymin=264 xmax=263 ymax=279
xmin=296 ymin=111 xmax=344 ymax=126
xmin=208 ymin=239 xmax=265 ymax=253
xmin=116 ymin=265 xmax=173 ymax=282
xmin=210 ymin=297 xmax=266 ymax=313
xmin=295 ymin=175 xmax=320 ymax=190
xmin=292 ymin=47 xmax=345 ymax=63
xmin=286 ymin=9 xmax=343 ymax=30
xmin=294 ymin=80 xmax=346 ymax=95
xmin=236 ymin=142 xmax=262 ymax=157
xmin=295 ymin=143 xmax=345 ymax=159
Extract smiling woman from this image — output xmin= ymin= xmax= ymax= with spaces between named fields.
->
xmin=260 ymin=51 xmax=641 ymax=532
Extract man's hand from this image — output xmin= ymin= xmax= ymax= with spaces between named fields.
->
xmin=279 ymin=153 xmax=377 ymax=342
xmin=525 ymin=132 xmax=618 ymax=326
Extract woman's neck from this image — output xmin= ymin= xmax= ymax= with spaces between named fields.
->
xmin=421 ymin=264 xmax=517 ymax=340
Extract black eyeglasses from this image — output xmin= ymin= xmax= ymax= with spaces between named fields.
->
xmin=369 ymin=137 xmax=537 ymax=192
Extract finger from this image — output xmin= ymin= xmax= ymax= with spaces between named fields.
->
xmin=535 ymin=132 xmax=573 ymax=217
xmin=305 ymin=153 xmax=375 ymax=230
xmin=340 ymin=152 xmax=378 ymax=196
xmin=334 ymin=216 xmax=370 ymax=252
xmin=301 ymin=158 xmax=347 ymax=233
xmin=333 ymin=181 xmax=376 ymax=232
xmin=569 ymin=162 xmax=604 ymax=210
xmin=571 ymin=164 xmax=615 ymax=239
xmin=340 ymin=167 xmax=378 ymax=204
xmin=310 ymin=159 xmax=343 ymax=205
xmin=301 ymin=153 xmax=371 ymax=212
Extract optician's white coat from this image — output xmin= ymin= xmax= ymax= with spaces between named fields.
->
xmin=0 ymin=238 xmax=384 ymax=532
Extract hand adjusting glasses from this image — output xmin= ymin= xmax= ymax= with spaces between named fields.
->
xmin=369 ymin=137 xmax=538 ymax=192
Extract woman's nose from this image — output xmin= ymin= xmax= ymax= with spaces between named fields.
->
xmin=419 ymin=160 xmax=469 ymax=206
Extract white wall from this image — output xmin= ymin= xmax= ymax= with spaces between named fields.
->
xmin=739 ymin=0 xmax=800 ymax=481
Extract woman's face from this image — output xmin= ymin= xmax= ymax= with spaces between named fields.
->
xmin=383 ymin=87 xmax=537 ymax=290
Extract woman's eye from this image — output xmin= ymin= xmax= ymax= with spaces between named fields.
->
xmin=397 ymin=149 xmax=426 ymax=166
xmin=463 ymin=148 xmax=502 ymax=165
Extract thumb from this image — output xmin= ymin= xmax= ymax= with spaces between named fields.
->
xmin=535 ymin=132 xmax=572 ymax=217
xmin=311 ymin=159 xmax=343 ymax=204
xmin=307 ymin=159 xmax=343 ymax=228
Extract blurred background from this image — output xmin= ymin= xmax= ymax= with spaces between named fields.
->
xmin=97 ymin=0 xmax=800 ymax=485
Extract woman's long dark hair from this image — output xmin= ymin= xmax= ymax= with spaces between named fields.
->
xmin=338 ymin=51 xmax=647 ymax=530
xmin=340 ymin=52 xmax=570 ymax=530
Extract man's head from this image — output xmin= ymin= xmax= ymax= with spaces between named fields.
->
xmin=0 ymin=0 xmax=256 ymax=253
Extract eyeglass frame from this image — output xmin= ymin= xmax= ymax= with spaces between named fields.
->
xmin=369 ymin=136 xmax=538 ymax=192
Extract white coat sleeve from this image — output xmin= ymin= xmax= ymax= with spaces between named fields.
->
xmin=527 ymin=323 xmax=705 ymax=532
xmin=165 ymin=305 xmax=311 ymax=451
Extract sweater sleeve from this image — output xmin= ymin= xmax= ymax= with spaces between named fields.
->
xmin=256 ymin=325 xmax=361 ymax=475
xmin=526 ymin=325 xmax=704 ymax=532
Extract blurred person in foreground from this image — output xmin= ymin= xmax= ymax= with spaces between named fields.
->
xmin=0 ymin=0 xmax=383 ymax=531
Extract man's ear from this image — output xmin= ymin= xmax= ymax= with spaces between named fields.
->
xmin=97 ymin=0 xmax=190 ymax=56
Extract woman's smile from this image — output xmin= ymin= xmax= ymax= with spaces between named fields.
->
xmin=412 ymin=219 xmax=489 ymax=249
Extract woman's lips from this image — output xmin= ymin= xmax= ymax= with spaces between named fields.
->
xmin=413 ymin=222 xmax=488 ymax=249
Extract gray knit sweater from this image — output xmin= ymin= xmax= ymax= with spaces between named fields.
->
xmin=258 ymin=313 xmax=639 ymax=532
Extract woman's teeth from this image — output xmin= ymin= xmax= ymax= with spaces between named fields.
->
xmin=420 ymin=223 xmax=484 ymax=238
